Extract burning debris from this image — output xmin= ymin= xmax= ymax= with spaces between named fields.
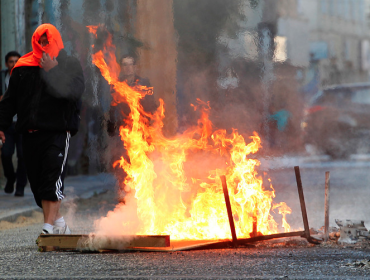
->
xmin=87 ymin=25 xmax=294 ymax=241
xmin=36 ymin=165 xmax=321 ymax=252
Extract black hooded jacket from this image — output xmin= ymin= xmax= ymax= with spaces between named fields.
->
xmin=0 ymin=50 xmax=85 ymax=135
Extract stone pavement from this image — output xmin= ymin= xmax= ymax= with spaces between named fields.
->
xmin=0 ymin=173 xmax=116 ymax=222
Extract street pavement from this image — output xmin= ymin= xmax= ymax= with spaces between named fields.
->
xmin=259 ymin=155 xmax=370 ymax=231
xmin=0 ymin=173 xmax=116 ymax=222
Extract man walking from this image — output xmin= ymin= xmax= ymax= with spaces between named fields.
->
xmin=0 ymin=24 xmax=85 ymax=234
xmin=0 ymin=51 xmax=28 ymax=196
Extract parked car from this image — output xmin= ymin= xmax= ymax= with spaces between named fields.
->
xmin=302 ymin=83 xmax=370 ymax=158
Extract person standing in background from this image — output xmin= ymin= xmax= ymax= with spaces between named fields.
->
xmin=0 ymin=51 xmax=28 ymax=196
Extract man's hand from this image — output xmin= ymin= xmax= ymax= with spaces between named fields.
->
xmin=0 ymin=131 xmax=5 ymax=145
xmin=40 ymin=52 xmax=58 ymax=72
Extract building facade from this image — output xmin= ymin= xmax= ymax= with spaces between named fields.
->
xmin=300 ymin=0 xmax=370 ymax=87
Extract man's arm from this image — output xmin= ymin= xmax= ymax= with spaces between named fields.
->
xmin=42 ymin=56 xmax=85 ymax=101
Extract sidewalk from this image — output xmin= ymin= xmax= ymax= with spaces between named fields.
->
xmin=0 ymin=173 xmax=116 ymax=222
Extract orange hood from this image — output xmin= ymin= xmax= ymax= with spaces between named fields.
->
xmin=12 ymin=24 xmax=64 ymax=73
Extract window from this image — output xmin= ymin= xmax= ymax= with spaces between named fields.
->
xmin=337 ymin=0 xmax=343 ymax=17
xmin=297 ymin=0 xmax=302 ymax=14
xmin=344 ymin=0 xmax=350 ymax=20
xmin=321 ymin=0 xmax=328 ymax=14
xmin=360 ymin=0 xmax=365 ymax=22
xmin=350 ymin=0 xmax=356 ymax=20
xmin=344 ymin=40 xmax=350 ymax=61
xmin=351 ymin=88 xmax=370 ymax=104
xmin=329 ymin=0 xmax=335 ymax=16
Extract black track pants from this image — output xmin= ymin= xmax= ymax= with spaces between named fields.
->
xmin=23 ymin=131 xmax=70 ymax=208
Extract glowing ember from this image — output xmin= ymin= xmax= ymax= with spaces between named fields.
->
xmin=88 ymin=26 xmax=291 ymax=240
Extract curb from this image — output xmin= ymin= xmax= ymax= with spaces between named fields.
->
xmin=0 ymin=206 xmax=41 ymax=223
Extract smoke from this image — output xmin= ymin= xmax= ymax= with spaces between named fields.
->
xmin=93 ymin=192 xmax=140 ymax=236
xmin=61 ymin=187 xmax=78 ymax=230
xmin=39 ymin=0 xmax=306 ymax=177
xmin=23 ymin=0 xmax=370 ymax=170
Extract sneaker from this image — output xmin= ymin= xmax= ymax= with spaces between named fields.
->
xmin=41 ymin=229 xmax=52 ymax=234
xmin=53 ymin=224 xmax=71 ymax=234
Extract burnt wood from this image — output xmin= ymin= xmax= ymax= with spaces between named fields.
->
xmin=220 ymin=175 xmax=238 ymax=247
xmin=324 ymin=171 xmax=330 ymax=242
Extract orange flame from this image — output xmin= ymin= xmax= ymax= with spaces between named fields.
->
xmin=89 ymin=26 xmax=291 ymax=240
xmin=272 ymin=202 xmax=292 ymax=233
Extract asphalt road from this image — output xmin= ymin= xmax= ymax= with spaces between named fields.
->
xmin=1 ymin=163 xmax=370 ymax=279
xmin=265 ymin=163 xmax=370 ymax=230
xmin=1 ymin=223 xmax=370 ymax=279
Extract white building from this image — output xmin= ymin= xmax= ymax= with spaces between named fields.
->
xmin=299 ymin=0 xmax=370 ymax=85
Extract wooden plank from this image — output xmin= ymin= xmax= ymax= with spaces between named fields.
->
xmin=294 ymin=166 xmax=310 ymax=239
xmin=127 ymin=232 xmax=309 ymax=251
xmin=125 ymin=240 xmax=229 ymax=252
xmin=220 ymin=175 xmax=238 ymax=247
xmin=324 ymin=171 xmax=330 ymax=242
xmin=237 ymin=231 xmax=306 ymax=244
xmin=36 ymin=234 xmax=83 ymax=250
xmin=81 ymin=235 xmax=171 ymax=250
xmin=169 ymin=240 xmax=230 ymax=251
xmin=252 ymin=202 xmax=258 ymax=237
xmin=36 ymin=234 xmax=170 ymax=251
xmin=294 ymin=166 xmax=321 ymax=245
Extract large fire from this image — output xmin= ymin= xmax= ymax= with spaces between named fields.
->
xmin=88 ymin=26 xmax=291 ymax=240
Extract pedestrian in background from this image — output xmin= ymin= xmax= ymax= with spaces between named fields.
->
xmin=0 ymin=51 xmax=28 ymax=196
xmin=107 ymin=54 xmax=156 ymax=196
xmin=0 ymin=24 xmax=85 ymax=235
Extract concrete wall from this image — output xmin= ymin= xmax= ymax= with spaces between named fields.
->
xmin=1 ymin=0 xmax=17 ymax=69
xmin=1 ymin=0 xmax=29 ymax=68
xmin=14 ymin=0 xmax=26 ymax=56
